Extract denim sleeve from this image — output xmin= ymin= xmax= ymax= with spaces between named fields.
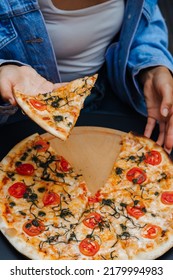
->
xmin=0 ymin=103 xmax=18 ymax=125
xmin=128 ymin=4 xmax=173 ymax=90
xmin=0 ymin=59 xmax=27 ymax=66
xmin=0 ymin=60 xmax=25 ymax=125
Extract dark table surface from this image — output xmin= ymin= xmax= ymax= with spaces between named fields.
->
xmin=0 ymin=111 xmax=173 ymax=260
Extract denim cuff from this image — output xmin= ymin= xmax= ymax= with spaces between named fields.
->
xmin=0 ymin=104 xmax=18 ymax=125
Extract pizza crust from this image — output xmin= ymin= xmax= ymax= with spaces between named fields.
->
xmin=0 ymin=133 xmax=39 ymax=167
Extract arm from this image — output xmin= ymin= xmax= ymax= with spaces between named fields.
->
xmin=128 ymin=4 xmax=173 ymax=152
xmin=139 ymin=66 xmax=173 ymax=154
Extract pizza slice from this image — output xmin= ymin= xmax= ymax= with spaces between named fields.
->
xmin=99 ymin=132 xmax=173 ymax=259
xmin=0 ymin=133 xmax=84 ymax=185
xmin=0 ymin=133 xmax=90 ymax=259
xmin=102 ymin=131 xmax=173 ymax=192
xmin=14 ymin=75 xmax=98 ymax=140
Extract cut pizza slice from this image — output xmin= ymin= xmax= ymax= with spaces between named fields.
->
xmin=0 ymin=133 xmax=90 ymax=259
xmin=0 ymin=178 xmax=89 ymax=260
xmin=99 ymin=131 xmax=173 ymax=259
xmin=13 ymin=75 xmax=98 ymax=140
xmin=102 ymin=131 xmax=173 ymax=193
xmin=0 ymin=133 xmax=85 ymax=186
xmin=60 ymin=203 xmax=129 ymax=260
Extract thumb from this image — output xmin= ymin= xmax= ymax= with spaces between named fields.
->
xmin=160 ymin=83 xmax=173 ymax=117
xmin=0 ymin=82 xmax=16 ymax=105
xmin=53 ymin=82 xmax=68 ymax=91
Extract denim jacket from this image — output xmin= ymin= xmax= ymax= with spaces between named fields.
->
xmin=0 ymin=0 xmax=173 ymax=121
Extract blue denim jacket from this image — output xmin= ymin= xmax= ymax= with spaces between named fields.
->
xmin=0 ymin=0 xmax=173 ymax=120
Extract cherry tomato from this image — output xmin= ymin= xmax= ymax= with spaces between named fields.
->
xmin=43 ymin=191 xmax=60 ymax=206
xmin=144 ymin=150 xmax=162 ymax=165
xmin=161 ymin=191 xmax=173 ymax=205
xmin=8 ymin=182 xmax=27 ymax=198
xmin=142 ymin=224 xmax=162 ymax=239
xmin=23 ymin=219 xmax=45 ymax=236
xmin=126 ymin=167 xmax=146 ymax=184
xmin=79 ymin=238 xmax=100 ymax=256
xmin=88 ymin=190 xmax=101 ymax=204
xmin=34 ymin=139 xmax=50 ymax=152
xmin=16 ymin=163 xmax=34 ymax=175
xmin=83 ymin=212 xmax=102 ymax=229
xmin=29 ymin=99 xmax=46 ymax=111
xmin=126 ymin=201 xmax=146 ymax=219
xmin=57 ymin=156 xmax=71 ymax=172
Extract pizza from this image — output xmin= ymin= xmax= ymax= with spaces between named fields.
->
xmin=13 ymin=75 xmax=97 ymax=141
xmin=0 ymin=131 xmax=173 ymax=260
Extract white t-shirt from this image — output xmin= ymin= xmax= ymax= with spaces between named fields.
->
xmin=38 ymin=0 xmax=125 ymax=82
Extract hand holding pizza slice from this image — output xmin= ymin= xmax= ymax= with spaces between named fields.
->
xmin=13 ymin=75 xmax=98 ymax=141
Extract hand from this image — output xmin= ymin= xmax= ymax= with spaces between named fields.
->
xmin=0 ymin=65 xmax=54 ymax=106
xmin=140 ymin=66 xmax=173 ymax=153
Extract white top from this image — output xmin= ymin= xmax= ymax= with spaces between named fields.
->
xmin=38 ymin=0 xmax=125 ymax=82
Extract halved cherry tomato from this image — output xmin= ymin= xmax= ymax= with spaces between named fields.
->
xmin=23 ymin=219 xmax=45 ymax=236
xmin=43 ymin=191 xmax=60 ymax=206
xmin=79 ymin=238 xmax=100 ymax=256
xmin=16 ymin=163 xmax=34 ymax=175
xmin=144 ymin=150 xmax=162 ymax=165
xmin=126 ymin=201 xmax=146 ymax=219
xmin=88 ymin=190 xmax=101 ymax=204
xmin=161 ymin=191 xmax=173 ymax=205
xmin=8 ymin=182 xmax=27 ymax=198
xmin=29 ymin=99 xmax=47 ymax=111
xmin=142 ymin=224 xmax=162 ymax=239
xmin=57 ymin=156 xmax=71 ymax=172
xmin=126 ymin=167 xmax=146 ymax=184
xmin=34 ymin=139 xmax=50 ymax=152
xmin=83 ymin=212 xmax=102 ymax=229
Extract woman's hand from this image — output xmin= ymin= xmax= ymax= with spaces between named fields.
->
xmin=140 ymin=66 xmax=173 ymax=153
xmin=0 ymin=65 xmax=54 ymax=105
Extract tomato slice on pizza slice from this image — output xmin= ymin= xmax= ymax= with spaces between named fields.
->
xmin=144 ymin=150 xmax=162 ymax=166
xmin=161 ymin=191 xmax=173 ymax=205
xmin=42 ymin=191 xmax=60 ymax=206
xmin=82 ymin=212 xmax=103 ymax=229
xmin=126 ymin=200 xmax=146 ymax=219
xmin=16 ymin=163 xmax=35 ymax=176
xmin=141 ymin=224 xmax=162 ymax=239
xmin=126 ymin=167 xmax=147 ymax=184
xmin=23 ymin=219 xmax=45 ymax=236
xmin=8 ymin=182 xmax=27 ymax=198
xmin=33 ymin=139 xmax=50 ymax=152
xmin=79 ymin=237 xmax=100 ymax=257
xmin=29 ymin=99 xmax=47 ymax=111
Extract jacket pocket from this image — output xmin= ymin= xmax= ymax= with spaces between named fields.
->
xmin=0 ymin=18 xmax=17 ymax=49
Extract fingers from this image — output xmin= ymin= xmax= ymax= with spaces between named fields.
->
xmin=53 ymin=82 xmax=68 ymax=90
xmin=13 ymin=67 xmax=54 ymax=95
xmin=164 ymin=115 xmax=173 ymax=153
xmin=156 ymin=122 xmax=165 ymax=146
xmin=160 ymin=83 xmax=173 ymax=117
xmin=159 ymin=82 xmax=173 ymax=153
xmin=37 ymin=80 xmax=54 ymax=94
xmin=144 ymin=117 xmax=156 ymax=138
xmin=15 ymin=79 xmax=54 ymax=96
xmin=0 ymin=81 xmax=16 ymax=105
